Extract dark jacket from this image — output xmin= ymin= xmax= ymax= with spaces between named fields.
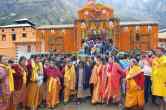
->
xmin=75 ymin=62 xmax=92 ymax=90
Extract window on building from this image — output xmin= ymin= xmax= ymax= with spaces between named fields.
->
xmin=123 ymin=27 xmax=128 ymax=32
xmin=2 ymin=29 xmax=4 ymax=32
xmin=148 ymin=25 xmax=152 ymax=32
xmin=160 ymin=44 xmax=164 ymax=48
xmin=11 ymin=28 xmax=15 ymax=31
xmin=51 ymin=29 xmax=54 ymax=33
xmin=61 ymin=29 xmax=65 ymax=33
xmin=42 ymin=30 xmax=45 ymax=33
xmin=12 ymin=33 xmax=16 ymax=41
xmin=136 ymin=26 xmax=140 ymax=32
xmin=2 ymin=34 xmax=6 ymax=41
xmin=22 ymin=33 xmax=27 ymax=38
xmin=41 ymin=33 xmax=44 ymax=39
xmin=27 ymin=45 xmax=31 ymax=52
xmin=136 ymin=33 xmax=140 ymax=41
xmin=23 ymin=27 xmax=26 ymax=31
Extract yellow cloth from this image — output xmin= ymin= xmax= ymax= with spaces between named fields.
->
xmin=90 ymin=64 xmax=102 ymax=104
xmin=91 ymin=47 xmax=96 ymax=53
xmin=23 ymin=70 xmax=27 ymax=84
xmin=26 ymin=61 xmax=43 ymax=109
xmin=125 ymin=65 xmax=144 ymax=108
xmin=126 ymin=65 xmax=142 ymax=80
xmin=47 ymin=77 xmax=58 ymax=93
xmin=64 ymin=64 xmax=76 ymax=90
xmin=152 ymin=56 xmax=166 ymax=97
xmin=26 ymin=82 xmax=40 ymax=109
xmin=64 ymin=64 xmax=76 ymax=103
xmin=0 ymin=64 xmax=15 ymax=92
xmin=31 ymin=60 xmax=43 ymax=81
xmin=47 ymin=77 xmax=60 ymax=107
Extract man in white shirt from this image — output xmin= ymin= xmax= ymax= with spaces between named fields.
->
xmin=139 ymin=55 xmax=153 ymax=104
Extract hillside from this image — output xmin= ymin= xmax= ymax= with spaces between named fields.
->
xmin=0 ymin=0 xmax=165 ymax=28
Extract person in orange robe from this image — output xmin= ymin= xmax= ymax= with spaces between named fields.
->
xmin=45 ymin=60 xmax=62 ymax=109
xmin=90 ymin=56 xmax=104 ymax=104
xmin=10 ymin=56 xmax=27 ymax=110
xmin=26 ymin=56 xmax=43 ymax=110
xmin=104 ymin=56 xmax=125 ymax=103
xmin=98 ymin=60 xmax=107 ymax=103
xmin=125 ymin=59 xmax=144 ymax=110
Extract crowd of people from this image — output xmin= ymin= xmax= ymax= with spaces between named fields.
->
xmin=80 ymin=38 xmax=117 ymax=56
xmin=0 ymin=49 xmax=166 ymax=110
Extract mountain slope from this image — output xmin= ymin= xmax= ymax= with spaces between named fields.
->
xmin=0 ymin=0 xmax=81 ymax=25
xmin=0 ymin=0 xmax=165 ymax=28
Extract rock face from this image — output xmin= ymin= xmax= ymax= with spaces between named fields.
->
xmin=0 ymin=0 xmax=81 ymax=25
xmin=0 ymin=0 xmax=165 ymax=28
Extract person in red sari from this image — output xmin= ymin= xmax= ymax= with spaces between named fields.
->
xmin=45 ymin=60 xmax=62 ymax=109
xmin=104 ymin=56 xmax=125 ymax=104
xmin=11 ymin=56 xmax=27 ymax=110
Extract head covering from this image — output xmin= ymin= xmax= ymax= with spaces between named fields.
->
xmin=130 ymin=58 xmax=138 ymax=65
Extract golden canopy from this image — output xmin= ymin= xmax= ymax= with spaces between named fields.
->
xmin=78 ymin=3 xmax=114 ymax=20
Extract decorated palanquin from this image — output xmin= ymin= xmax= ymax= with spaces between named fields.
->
xmin=75 ymin=1 xmax=120 ymax=51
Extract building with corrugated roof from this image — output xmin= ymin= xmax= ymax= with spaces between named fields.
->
xmin=0 ymin=19 xmax=41 ymax=58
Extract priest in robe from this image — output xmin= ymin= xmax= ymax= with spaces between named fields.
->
xmin=11 ymin=56 xmax=27 ymax=110
xmin=90 ymin=56 xmax=104 ymax=104
xmin=64 ymin=59 xmax=76 ymax=103
xmin=26 ymin=56 xmax=43 ymax=110
xmin=125 ymin=59 xmax=144 ymax=110
xmin=45 ymin=60 xmax=62 ymax=108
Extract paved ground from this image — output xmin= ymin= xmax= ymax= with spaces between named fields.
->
xmin=39 ymin=100 xmax=160 ymax=110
